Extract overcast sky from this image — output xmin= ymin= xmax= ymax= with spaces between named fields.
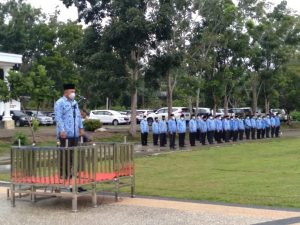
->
xmin=1 ymin=0 xmax=300 ymax=22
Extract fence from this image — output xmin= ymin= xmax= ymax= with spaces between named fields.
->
xmin=10 ymin=142 xmax=135 ymax=212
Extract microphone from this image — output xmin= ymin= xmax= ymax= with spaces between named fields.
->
xmin=78 ymin=95 xmax=87 ymax=100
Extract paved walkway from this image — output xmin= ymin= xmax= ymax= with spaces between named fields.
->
xmin=0 ymin=188 xmax=300 ymax=225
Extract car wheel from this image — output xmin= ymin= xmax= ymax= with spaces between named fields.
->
xmin=147 ymin=118 xmax=153 ymax=126
xmin=112 ymin=120 xmax=118 ymax=126
xmin=15 ymin=120 xmax=21 ymax=127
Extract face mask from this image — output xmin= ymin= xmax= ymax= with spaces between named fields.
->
xmin=69 ymin=92 xmax=76 ymax=100
xmin=181 ymin=117 xmax=185 ymax=120
xmin=172 ymin=117 xmax=175 ymax=120
xmin=192 ymin=117 xmax=196 ymax=120
xmin=247 ymin=117 xmax=249 ymax=119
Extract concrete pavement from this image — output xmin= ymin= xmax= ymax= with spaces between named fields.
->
xmin=0 ymin=188 xmax=300 ymax=225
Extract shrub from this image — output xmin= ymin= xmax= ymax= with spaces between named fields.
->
xmin=12 ymin=132 xmax=28 ymax=146
xmin=290 ymin=110 xmax=300 ymax=121
xmin=32 ymin=118 xmax=39 ymax=132
xmin=83 ymin=119 xmax=102 ymax=131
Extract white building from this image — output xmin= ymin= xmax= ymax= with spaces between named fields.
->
xmin=0 ymin=52 xmax=22 ymax=129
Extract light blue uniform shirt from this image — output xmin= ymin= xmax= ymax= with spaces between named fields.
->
xmin=200 ymin=120 xmax=208 ymax=133
xmin=223 ymin=119 xmax=231 ymax=131
xmin=177 ymin=119 xmax=186 ymax=133
xmin=159 ymin=120 xmax=167 ymax=133
xmin=216 ymin=119 xmax=223 ymax=131
xmin=264 ymin=117 xmax=271 ymax=127
xmin=244 ymin=118 xmax=252 ymax=129
xmin=207 ymin=118 xmax=216 ymax=131
xmin=256 ymin=119 xmax=263 ymax=129
xmin=231 ymin=119 xmax=239 ymax=131
xmin=271 ymin=117 xmax=276 ymax=127
xmin=275 ymin=116 xmax=280 ymax=127
xmin=189 ymin=119 xmax=197 ymax=133
xmin=140 ymin=119 xmax=149 ymax=133
xmin=250 ymin=118 xmax=257 ymax=128
xmin=54 ymin=96 xmax=83 ymax=139
xmin=196 ymin=118 xmax=202 ymax=130
xmin=238 ymin=119 xmax=245 ymax=130
xmin=152 ymin=121 xmax=159 ymax=134
xmin=168 ymin=119 xmax=177 ymax=134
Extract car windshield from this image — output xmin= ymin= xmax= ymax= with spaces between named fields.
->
xmin=36 ymin=112 xmax=46 ymax=116
xmin=12 ymin=111 xmax=26 ymax=116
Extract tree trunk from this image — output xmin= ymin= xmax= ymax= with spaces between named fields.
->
xmin=265 ymin=96 xmax=270 ymax=115
xmin=224 ymin=95 xmax=229 ymax=116
xmin=195 ymin=87 xmax=200 ymax=115
xmin=251 ymin=73 xmax=259 ymax=116
xmin=167 ymin=72 xmax=173 ymax=118
xmin=129 ymin=50 xmax=139 ymax=137
xmin=212 ymin=94 xmax=217 ymax=116
xmin=188 ymin=96 xmax=193 ymax=115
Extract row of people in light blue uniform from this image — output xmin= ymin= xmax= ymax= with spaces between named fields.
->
xmin=140 ymin=113 xmax=281 ymax=148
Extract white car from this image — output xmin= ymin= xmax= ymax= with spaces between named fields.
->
xmin=193 ymin=107 xmax=211 ymax=116
xmin=89 ymin=110 xmax=129 ymax=125
xmin=136 ymin=109 xmax=155 ymax=123
xmin=25 ymin=110 xmax=54 ymax=125
xmin=147 ymin=107 xmax=190 ymax=125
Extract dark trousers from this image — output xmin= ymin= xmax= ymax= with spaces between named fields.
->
xmin=266 ymin=127 xmax=270 ymax=138
xmin=271 ymin=127 xmax=275 ymax=138
xmin=178 ymin=133 xmax=185 ymax=147
xmin=257 ymin=129 xmax=261 ymax=139
xmin=153 ymin=133 xmax=159 ymax=146
xmin=169 ymin=133 xmax=176 ymax=149
xmin=196 ymin=129 xmax=200 ymax=141
xmin=189 ymin=132 xmax=196 ymax=146
xmin=275 ymin=126 xmax=280 ymax=137
xmin=141 ymin=132 xmax=148 ymax=146
xmin=238 ymin=129 xmax=244 ymax=140
xmin=215 ymin=131 xmax=222 ymax=143
xmin=233 ymin=130 xmax=239 ymax=142
xmin=251 ymin=128 xmax=256 ymax=140
xmin=245 ymin=128 xmax=250 ymax=140
xmin=261 ymin=129 xmax=265 ymax=138
xmin=207 ymin=131 xmax=214 ymax=144
xmin=224 ymin=130 xmax=230 ymax=142
xmin=59 ymin=138 xmax=78 ymax=178
xmin=201 ymin=132 xmax=207 ymax=145
xmin=160 ymin=133 xmax=167 ymax=147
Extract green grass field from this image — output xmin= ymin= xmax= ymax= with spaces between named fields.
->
xmin=2 ymin=136 xmax=300 ymax=208
xmin=135 ymin=137 xmax=300 ymax=208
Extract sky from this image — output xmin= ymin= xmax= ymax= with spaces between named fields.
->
xmin=2 ymin=0 xmax=300 ymax=22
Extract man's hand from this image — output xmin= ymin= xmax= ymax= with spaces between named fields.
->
xmin=60 ymin=131 xmax=66 ymax=139
xmin=80 ymin=128 xmax=84 ymax=137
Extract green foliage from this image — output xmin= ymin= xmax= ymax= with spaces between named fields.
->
xmin=83 ymin=119 xmax=102 ymax=131
xmin=0 ymin=80 xmax=9 ymax=102
xmin=12 ymin=132 xmax=28 ymax=146
xmin=32 ymin=118 xmax=39 ymax=132
xmin=290 ymin=111 xmax=300 ymax=121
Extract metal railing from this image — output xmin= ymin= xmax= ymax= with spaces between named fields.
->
xmin=10 ymin=142 xmax=135 ymax=212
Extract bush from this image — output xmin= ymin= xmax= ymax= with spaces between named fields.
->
xmin=290 ymin=110 xmax=300 ymax=121
xmin=12 ymin=132 xmax=28 ymax=146
xmin=32 ymin=118 xmax=39 ymax=132
xmin=83 ymin=119 xmax=102 ymax=131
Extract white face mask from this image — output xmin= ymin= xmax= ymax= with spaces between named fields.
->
xmin=69 ymin=92 xmax=76 ymax=100
xmin=172 ymin=117 xmax=175 ymax=120
xmin=181 ymin=117 xmax=185 ymax=120
xmin=192 ymin=116 xmax=196 ymax=120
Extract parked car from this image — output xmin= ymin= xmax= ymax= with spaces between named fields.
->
xmin=25 ymin=110 xmax=54 ymax=125
xmin=10 ymin=110 xmax=31 ymax=127
xmin=193 ymin=107 xmax=211 ymax=116
xmin=147 ymin=107 xmax=190 ymax=125
xmin=229 ymin=107 xmax=252 ymax=117
xmin=136 ymin=109 xmax=155 ymax=123
xmin=118 ymin=111 xmax=131 ymax=124
xmin=270 ymin=108 xmax=288 ymax=121
xmin=89 ymin=110 xmax=129 ymax=125
xmin=43 ymin=111 xmax=56 ymax=124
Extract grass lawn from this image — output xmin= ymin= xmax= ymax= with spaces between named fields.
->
xmin=135 ymin=137 xmax=300 ymax=208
